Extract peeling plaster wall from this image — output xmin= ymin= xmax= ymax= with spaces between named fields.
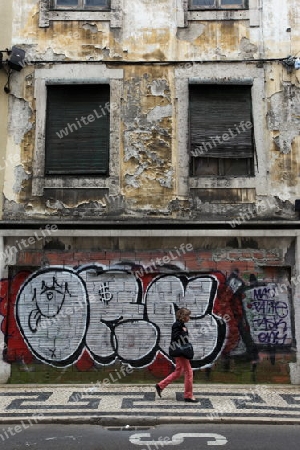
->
xmin=122 ymin=67 xmax=174 ymax=211
xmin=1 ymin=0 xmax=299 ymax=221
xmin=0 ymin=0 xmax=13 ymax=220
xmin=0 ymin=0 xmax=13 ymax=384
xmin=262 ymin=0 xmax=300 ymax=59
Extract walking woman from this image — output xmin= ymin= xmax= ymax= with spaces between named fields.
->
xmin=155 ymin=307 xmax=198 ymax=403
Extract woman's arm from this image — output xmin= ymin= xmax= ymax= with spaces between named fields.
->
xmin=171 ymin=321 xmax=188 ymax=343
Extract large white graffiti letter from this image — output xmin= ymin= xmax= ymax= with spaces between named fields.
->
xmin=78 ymin=266 xmax=159 ymax=367
xmin=15 ymin=267 xmax=88 ymax=367
xmin=145 ymin=275 xmax=226 ymax=368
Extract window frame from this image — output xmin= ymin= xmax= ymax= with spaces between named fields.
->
xmin=45 ymin=83 xmax=111 ymax=177
xmin=51 ymin=0 xmax=111 ymax=11
xmin=189 ymin=83 xmax=255 ymax=178
xmin=39 ymin=0 xmax=122 ymax=28
xmin=184 ymin=0 xmax=261 ymax=26
xmin=174 ymin=63 xmax=267 ymax=200
xmin=189 ymin=0 xmax=248 ymax=10
xmin=33 ymin=64 xmax=123 ymax=197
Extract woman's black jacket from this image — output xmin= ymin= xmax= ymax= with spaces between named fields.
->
xmin=171 ymin=319 xmax=189 ymax=345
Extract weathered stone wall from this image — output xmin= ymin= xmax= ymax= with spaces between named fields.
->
xmin=2 ymin=0 xmax=299 ymax=221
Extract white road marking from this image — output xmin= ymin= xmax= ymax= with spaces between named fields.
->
xmin=129 ymin=432 xmax=228 ymax=446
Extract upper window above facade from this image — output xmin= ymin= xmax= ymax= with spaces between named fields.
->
xmin=189 ymin=84 xmax=255 ymax=177
xmin=40 ymin=0 xmax=120 ymax=28
xmin=52 ymin=0 xmax=110 ymax=9
xmin=189 ymin=0 xmax=248 ymax=9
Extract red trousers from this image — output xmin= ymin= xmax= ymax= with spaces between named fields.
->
xmin=158 ymin=356 xmax=193 ymax=399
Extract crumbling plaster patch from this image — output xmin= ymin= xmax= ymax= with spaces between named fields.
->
xmin=46 ymin=199 xmax=65 ymax=211
xmin=13 ymin=165 xmax=30 ymax=194
xmin=8 ymin=96 xmax=32 ymax=145
xmin=150 ymin=79 xmax=170 ymax=98
xmin=82 ymin=23 xmax=99 ymax=33
xmin=146 ymin=104 xmax=172 ymax=123
xmin=268 ymin=83 xmax=300 ymax=154
xmin=122 ymin=73 xmax=173 ymax=203
xmin=239 ymin=37 xmax=258 ymax=59
xmin=176 ymin=22 xmax=206 ymax=42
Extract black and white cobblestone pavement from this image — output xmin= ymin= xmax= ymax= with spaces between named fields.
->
xmin=0 ymin=385 xmax=300 ymax=425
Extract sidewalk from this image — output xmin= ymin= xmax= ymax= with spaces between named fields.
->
xmin=0 ymin=384 xmax=300 ymax=425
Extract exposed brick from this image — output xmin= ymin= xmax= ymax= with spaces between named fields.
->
xmin=90 ymin=251 xmax=107 ymax=258
xmin=46 ymin=252 xmax=73 ymax=265
xmin=74 ymin=252 xmax=90 ymax=260
xmin=116 ymin=252 xmax=136 ymax=260
xmin=105 ymin=252 xmax=121 ymax=260
xmin=184 ymin=259 xmax=200 ymax=270
xmin=16 ymin=252 xmax=42 ymax=266
xmin=252 ymin=252 xmax=265 ymax=260
xmin=227 ymin=252 xmax=242 ymax=260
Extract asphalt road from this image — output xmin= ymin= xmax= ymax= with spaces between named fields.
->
xmin=0 ymin=423 xmax=300 ymax=449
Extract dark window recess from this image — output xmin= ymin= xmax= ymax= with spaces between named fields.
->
xmin=189 ymin=84 xmax=255 ymax=177
xmin=45 ymin=84 xmax=110 ymax=175
xmin=189 ymin=0 xmax=247 ymax=9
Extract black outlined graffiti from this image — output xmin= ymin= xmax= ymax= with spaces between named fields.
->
xmin=98 ymin=281 xmax=113 ymax=305
xmin=145 ymin=274 xmax=227 ymax=369
xmin=15 ymin=265 xmax=291 ymax=370
xmin=243 ymin=284 xmax=292 ymax=346
xmin=78 ymin=265 xmax=159 ymax=368
xmin=29 ymin=278 xmax=72 ymax=333
xmin=15 ymin=266 xmax=228 ymax=368
xmin=16 ymin=267 xmax=89 ymax=367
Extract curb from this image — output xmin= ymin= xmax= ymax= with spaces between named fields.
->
xmin=1 ymin=416 xmax=300 ymax=426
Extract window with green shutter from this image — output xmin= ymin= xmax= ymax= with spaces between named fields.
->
xmin=189 ymin=84 xmax=255 ymax=177
xmin=45 ymin=84 xmax=110 ymax=176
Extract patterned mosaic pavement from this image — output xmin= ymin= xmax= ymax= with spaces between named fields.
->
xmin=0 ymin=385 xmax=300 ymax=424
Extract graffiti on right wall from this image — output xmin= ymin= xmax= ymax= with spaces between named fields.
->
xmin=213 ymin=268 xmax=292 ymax=369
xmin=243 ymin=284 xmax=292 ymax=347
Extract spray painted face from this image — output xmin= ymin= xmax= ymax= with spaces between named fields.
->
xmin=36 ymin=278 xmax=70 ymax=318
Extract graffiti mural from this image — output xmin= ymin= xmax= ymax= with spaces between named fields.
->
xmin=243 ymin=284 xmax=292 ymax=346
xmin=0 ymin=262 xmax=294 ymax=377
xmin=14 ymin=266 xmax=227 ymax=369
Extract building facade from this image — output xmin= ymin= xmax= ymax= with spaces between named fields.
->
xmin=0 ymin=0 xmax=300 ymax=384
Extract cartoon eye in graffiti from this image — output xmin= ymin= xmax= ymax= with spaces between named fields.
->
xmin=28 ymin=278 xmax=72 ymax=333
xmin=15 ymin=267 xmax=89 ymax=367
xmin=145 ymin=275 xmax=227 ymax=369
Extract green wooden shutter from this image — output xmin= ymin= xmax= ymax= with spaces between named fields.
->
xmin=45 ymin=84 xmax=110 ymax=175
xmin=189 ymin=84 xmax=254 ymax=159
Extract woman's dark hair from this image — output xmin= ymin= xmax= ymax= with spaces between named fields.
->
xmin=176 ymin=307 xmax=191 ymax=322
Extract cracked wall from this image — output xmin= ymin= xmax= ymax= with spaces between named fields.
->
xmin=0 ymin=1 xmax=13 ymax=219
xmin=1 ymin=0 xmax=300 ymax=221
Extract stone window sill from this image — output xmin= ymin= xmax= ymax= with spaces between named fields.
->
xmin=188 ymin=9 xmax=249 ymax=20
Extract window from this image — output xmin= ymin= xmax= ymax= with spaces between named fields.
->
xmin=189 ymin=0 xmax=247 ymax=9
xmin=33 ymin=64 xmax=123 ymax=196
xmin=45 ymin=84 xmax=110 ymax=175
xmin=52 ymin=0 xmax=110 ymax=9
xmin=39 ymin=0 xmax=120 ymax=28
xmin=189 ymin=84 xmax=255 ymax=177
